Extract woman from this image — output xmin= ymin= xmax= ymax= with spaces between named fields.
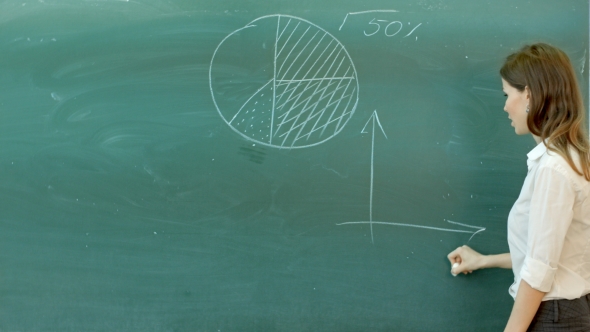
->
xmin=447 ymin=43 xmax=590 ymax=331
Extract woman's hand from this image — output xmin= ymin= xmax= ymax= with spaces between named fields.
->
xmin=447 ymin=245 xmax=484 ymax=275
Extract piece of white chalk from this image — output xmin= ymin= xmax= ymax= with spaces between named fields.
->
xmin=451 ymin=262 xmax=460 ymax=277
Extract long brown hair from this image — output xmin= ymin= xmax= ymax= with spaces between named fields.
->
xmin=500 ymin=43 xmax=590 ymax=180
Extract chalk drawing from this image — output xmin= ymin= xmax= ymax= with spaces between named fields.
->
xmin=361 ymin=110 xmax=387 ymax=243
xmin=339 ymin=10 xmax=422 ymax=39
xmin=337 ymin=111 xmax=486 ymax=243
xmin=210 ymin=14 xmax=359 ymax=149
xmin=339 ymin=10 xmax=400 ymax=31
xmin=336 ymin=220 xmax=486 ymax=242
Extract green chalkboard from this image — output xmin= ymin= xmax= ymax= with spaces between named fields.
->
xmin=0 ymin=0 xmax=588 ymax=330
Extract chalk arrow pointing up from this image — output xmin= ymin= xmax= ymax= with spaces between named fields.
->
xmin=362 ymin=110 xmax=387 ymax=243
xmin=361 ymin=110 xmax=388 ymax=138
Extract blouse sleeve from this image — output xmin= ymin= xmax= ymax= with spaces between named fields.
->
xmin=520 ymin=164 xmax=575 ymax=292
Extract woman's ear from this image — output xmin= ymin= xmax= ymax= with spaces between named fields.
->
xmin=524 ymin=86 xmax=531 ymax=100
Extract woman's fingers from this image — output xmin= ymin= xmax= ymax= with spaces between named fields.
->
xmin=447 ymin=246 xmax=464 ymax=264
xmin=448 ymin=245 xmax=478 ymax=276
xmin=453 ymin=261 xmax=470 ymax=275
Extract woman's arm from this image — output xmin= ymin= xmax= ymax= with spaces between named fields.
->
xmin=447 ymin=245 xmax=511 ymax=275
xmin=504 ymin=279 xmax=546 ymax=332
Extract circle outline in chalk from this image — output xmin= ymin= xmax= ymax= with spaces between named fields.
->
xmin=209 ymin=14 xmax=360 ymax=149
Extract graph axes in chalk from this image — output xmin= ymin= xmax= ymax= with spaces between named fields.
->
xmin=337 ymin=110 xmax=486 ymax=243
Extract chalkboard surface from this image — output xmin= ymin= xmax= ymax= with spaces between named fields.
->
xmin=0 ymin=0 xmax=588 ymax=331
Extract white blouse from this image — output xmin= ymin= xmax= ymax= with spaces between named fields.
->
xmin=507 ymin=142 xmax=590 ymax=300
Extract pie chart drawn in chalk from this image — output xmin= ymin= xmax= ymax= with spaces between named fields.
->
xmin=210 ymin=14 xmax=359 ymax=149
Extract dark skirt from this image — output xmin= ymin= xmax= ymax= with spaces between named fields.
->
xmin=527 ymin=294 xmax=590 ymax=332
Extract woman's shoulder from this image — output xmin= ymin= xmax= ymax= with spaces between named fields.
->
xmin=539 ymin=147 xmax=589 ymax=192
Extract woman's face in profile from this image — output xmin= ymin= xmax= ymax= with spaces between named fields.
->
xmin=501 ymin=78 xmax=530 ymax=136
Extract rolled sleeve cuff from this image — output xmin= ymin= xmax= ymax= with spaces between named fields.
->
xmin=520 ymin=256 xmax=557 ymax=292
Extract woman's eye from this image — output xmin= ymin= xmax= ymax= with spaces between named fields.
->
xmin=503 ymin=94 xmax=508 ymax=97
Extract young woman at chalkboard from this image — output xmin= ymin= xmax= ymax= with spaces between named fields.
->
xmin=447 ymin=43 xmax=590 ymax=332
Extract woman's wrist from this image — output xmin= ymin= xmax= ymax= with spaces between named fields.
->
xmin=478 ymin=254 xmax=490 ymax=270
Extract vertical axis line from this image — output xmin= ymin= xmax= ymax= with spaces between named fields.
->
xmin=370 ymin=115 xmax=375 ymax=244
xmin=271 ymin=16 xmax=280 ymax=145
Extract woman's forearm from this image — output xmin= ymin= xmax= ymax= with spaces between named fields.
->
xmin=481 ymin=253 xmax=512 ymax=269
xmin=504 ymin=280 xmax=546 ymax=332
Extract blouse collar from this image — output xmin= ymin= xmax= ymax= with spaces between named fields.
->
xmin=527 ymin=142 xmax=547 ymax=171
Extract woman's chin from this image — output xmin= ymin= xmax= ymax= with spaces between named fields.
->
xmin=514 ymin=128 xmax=530 ymax=136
